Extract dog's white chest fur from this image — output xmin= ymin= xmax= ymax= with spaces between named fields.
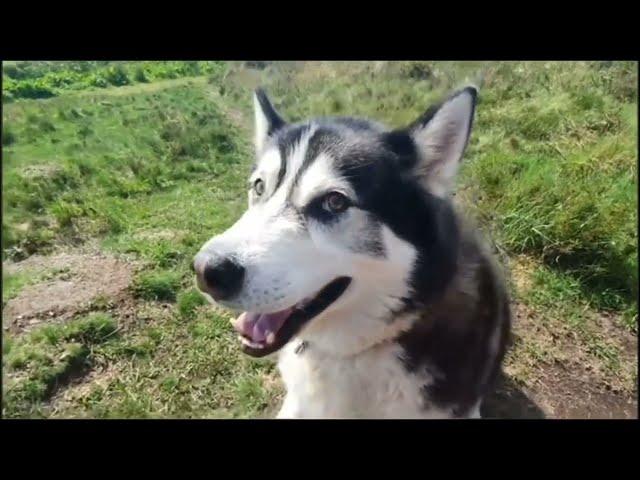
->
xmin=276 ymin=340 xmax=457 ymax=419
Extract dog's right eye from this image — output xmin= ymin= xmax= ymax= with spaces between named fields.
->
xmin=253 ymin=179 xmax=265 ymax=196
xmin=322 ymin=192 xmax=349 ymax=214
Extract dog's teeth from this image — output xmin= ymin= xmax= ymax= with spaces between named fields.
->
xmin=231 ymin=312 xmax=246 ymax=327
xmin=266 ymin=332 xmax=275 ymax=344
xmin=240 ymin=336 xmax=265 ymax=349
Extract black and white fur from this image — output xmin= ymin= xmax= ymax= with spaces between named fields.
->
xmin=194 ymin=86 xmax=511 ymax=419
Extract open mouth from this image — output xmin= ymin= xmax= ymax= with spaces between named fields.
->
xmin=231 ymin=277 xmax=352 ymax=357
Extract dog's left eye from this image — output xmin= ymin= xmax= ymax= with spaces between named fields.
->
xmin=253 ymin=179 xmax=265 ymax=196
xmin=322 ymin=192 xmax=350 ymax=214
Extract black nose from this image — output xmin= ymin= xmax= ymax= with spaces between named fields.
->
xmin=200 ymin=256 xmax=245 ymax=301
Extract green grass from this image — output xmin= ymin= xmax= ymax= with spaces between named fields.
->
xmin=132 ymin=270 xmax=183 ymax=302
xmin=2 ymin=61 xmax=637 ymax=418
xmin=2 ymin=270 xmax=34 ymax=306
xmin=2 ymin=313 xmax=118 ymax=417
xmin=177 ymin=288 xmax=208 ymax=319
xmin=226 ymin=61 xmax=637 ymax=313
xmin=464 ymin=80 xmax=637 ymax=310
xmin=2 ymin=75 xmax=247 ymax=261
xmin=2 ymin=64 xmax=276 ymax=417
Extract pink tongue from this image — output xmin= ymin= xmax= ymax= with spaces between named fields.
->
xmin=233 ymin=308 xmax=294 ymax=342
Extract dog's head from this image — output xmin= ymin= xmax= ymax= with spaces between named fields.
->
xmin=195 ymin=87 xmax=477 ymax=357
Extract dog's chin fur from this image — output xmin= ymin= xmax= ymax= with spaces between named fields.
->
xmin=196 ymin=87 xmax=511 ymax=419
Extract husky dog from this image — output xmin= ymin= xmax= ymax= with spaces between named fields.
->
xmin=194 ymin=86 xmax=511 ymax=419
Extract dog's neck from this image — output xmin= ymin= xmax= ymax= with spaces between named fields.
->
xmin=292 ymin=310 xmax=419 ymax=359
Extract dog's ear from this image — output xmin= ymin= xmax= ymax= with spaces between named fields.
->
xmin=396 ymin=86 xmax=477 ymax=197
xmin=254 ymin=88 xmax=286 ymax=152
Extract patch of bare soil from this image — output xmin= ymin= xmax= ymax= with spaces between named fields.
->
xmin=531 ymin=364 xmax=636 ymax=419
xmin=3 ymin=251 xmax=140 ymax=333
xmin=594 ymin=310 xmax=638 ymax=363
xmin=46 ymin=364 xmax=121 ymax=417
xmin=484 ymin=302 xmax=637 ymax=419
xmin=19 ymin=164 xmax=63 ymax=180
xmin=131 ymin=228 xmax=186 ymax=243
xmin=485 ymin=365 xmax=637 ymax=419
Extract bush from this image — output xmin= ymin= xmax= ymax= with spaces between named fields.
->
xmin=3 ymin=64 xmax=26 ymax=79
xmin=2 ymin=62 xmax=229 ymax=100
xmin=50 ymin=200 xmax=84 ymax=228
xmin=86 ymin=73 xmax=109 ymax=88
xmin=134 ymin=67 xmax=148 ymax=83
xmin=104 ymin=66 xmax=130 ymax=86
xmin=3 ymin=77 xmax=55 ymax=100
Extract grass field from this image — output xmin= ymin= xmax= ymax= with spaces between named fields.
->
xmin=2 ymin=61 xmax=638 ymax=418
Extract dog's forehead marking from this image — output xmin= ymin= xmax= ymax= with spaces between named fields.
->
xmin=286 ymin=125 xmax=364 ymax=206
xmin=282 ymin=125 xmax=318 ymax=180
xmin=253 ymin=120 xmax=387 ymax=209
xmin=292 ymin=152 xmax=354 ymax=207
xmin=252 ymin=147 xmax=281 ymax=182
xmin=254 ymin=124 xmax=318 ymax=199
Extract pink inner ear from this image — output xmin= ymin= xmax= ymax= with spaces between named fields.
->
xmin=407 ymin=88 xmax=477 ymax=197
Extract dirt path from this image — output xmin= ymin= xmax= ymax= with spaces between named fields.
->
xmin=484 ymin=363 xmax=637 ymax=419
xmin=72 ymin=76 xmax=209 ymax=99
xmin=3 ymin=248 xmax=140 ymax=334
xmin=484 ymin=302 xmax=637 ymax=419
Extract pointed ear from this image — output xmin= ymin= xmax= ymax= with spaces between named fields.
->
xmin=403 ymin=86 xmax=477 ymax=197
xmin=253 ymin=88 xmax=286 ymax=152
